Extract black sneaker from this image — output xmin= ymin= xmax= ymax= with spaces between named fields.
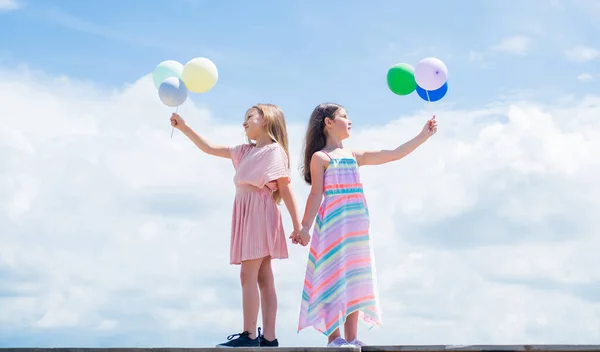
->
xmin=258 ymin=327 xmax=279 ymax=347
xmin=215 ymin=331 xmax=259 ymax=348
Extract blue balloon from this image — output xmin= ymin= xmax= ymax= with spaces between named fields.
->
xmin=416 ymin=81 xmax=448 ymax=102
xmin=158 ymin=77 xmax=188 ymax=107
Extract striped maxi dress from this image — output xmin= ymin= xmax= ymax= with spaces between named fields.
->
xmin=298 ymin=151 xmax=382 ymax=336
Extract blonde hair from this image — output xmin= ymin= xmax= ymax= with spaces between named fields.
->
xmin=248 ymin=103 xmax=290 ymax=204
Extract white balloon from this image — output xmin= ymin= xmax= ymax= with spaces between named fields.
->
xmin=414 ymin=57 xmax=448 ymax=91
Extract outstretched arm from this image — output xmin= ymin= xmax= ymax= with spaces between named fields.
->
xmin=171 ymin=113 xmax=231 ymax=159
xmin=354 ymin=116 xmax=437 ymax=166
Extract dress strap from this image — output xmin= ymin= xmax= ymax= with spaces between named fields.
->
xmin=321 ymin=150 xmax=332 ymax=160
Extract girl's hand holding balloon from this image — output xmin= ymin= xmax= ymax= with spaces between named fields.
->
xmin=419 ymin=115 xmax=437 ymax=139
xmin=170 ymin=113 xmax=186 ymax=130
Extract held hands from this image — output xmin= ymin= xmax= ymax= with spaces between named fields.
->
xmin=419 ymin=115 xmax=438 ymax=139
xmin=290 ymin=227 xmax=311 ymax=247
xmin=170 ymin=113 xmax=186 ymax=130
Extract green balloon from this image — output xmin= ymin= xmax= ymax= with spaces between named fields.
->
xmin=386 ymin=63 xmax=417 ymax=96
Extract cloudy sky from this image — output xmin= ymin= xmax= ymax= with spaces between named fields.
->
xmin=1 ymin=0 xmax=600 ymax=348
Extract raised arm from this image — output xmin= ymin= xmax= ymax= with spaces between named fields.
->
xmin=171 ymin=113 xmax=231 ymax=159
xmin=354 ymin=116 xmax=437 ymax=166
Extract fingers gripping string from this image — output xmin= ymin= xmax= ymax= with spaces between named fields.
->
xmin=425 ymin=89 xmax=436 ymax=136
xmin=170 ymin=106 xmax=179 ymax=139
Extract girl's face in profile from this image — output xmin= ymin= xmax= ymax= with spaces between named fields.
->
xmin=326 ymin=108 xmax=352 ymax=140
xmin=243 ymin=108 xmax=265 ymax=140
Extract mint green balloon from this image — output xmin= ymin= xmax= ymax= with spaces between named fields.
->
xmin=152 ymin=60 xmax=183 ymax=90
xmin=386 ymin=63 xmax=417 ymax=96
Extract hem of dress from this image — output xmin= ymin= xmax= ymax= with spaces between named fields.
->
xmin=230 ymin=253 xmax=289 ymax=265
xmin=297 ymin=307 xmax=383 ymax=336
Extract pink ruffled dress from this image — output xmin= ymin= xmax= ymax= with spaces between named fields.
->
xmin=228 ymin=142 xmax=290 ymax=265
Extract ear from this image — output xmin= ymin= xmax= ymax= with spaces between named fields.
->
xmin=324 ymin=117 xmax=333 ymax=128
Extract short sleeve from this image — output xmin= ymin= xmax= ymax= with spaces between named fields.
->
xmin=230 ymin=144 xmax=251 ymax=169
xmin=262 ymin=144 xmax=291 ymax=188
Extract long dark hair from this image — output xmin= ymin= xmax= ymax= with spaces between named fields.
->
xmin=301 ymin=102 xmax=343 ymax=185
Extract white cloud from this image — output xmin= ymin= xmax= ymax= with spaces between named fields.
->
xmin=492 ymin=35 xmax=532 ymax=55
xmin=577 ymin=73 xmax=595 ymax=82
xmin=566 ymin=46 xmax=600 ymax=62
xmin=1 ymin=66 xmax=600 ymax=347
xmin=0 ymin=0 xmax=22 ymax=12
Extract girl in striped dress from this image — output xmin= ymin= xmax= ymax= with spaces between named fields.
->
xmin=292 ymin=102 xmax=437 ymax=347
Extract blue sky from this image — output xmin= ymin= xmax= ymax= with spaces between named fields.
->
xmin=1 ymin=0 xmax=600 ymax=348
xmin=2 ymin=0 xmax=598 ymax=124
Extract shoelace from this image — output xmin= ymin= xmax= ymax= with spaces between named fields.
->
xmin=226 ymin=331 xmax=248 ymax=340
xmin=226 ymin=328 xmax=264 ymax=341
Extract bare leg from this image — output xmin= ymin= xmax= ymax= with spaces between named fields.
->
xmin=328 ymin=328 xmax=342 ymax=344
xmin=240 ymin=257 xmax=264 ymax=339
xmin=325 ymin=302 xmax=343 ymax=344
xmin=344 ymin=311 xmax=359 ymax=342
xmin=257 ymin=256 xmax=277 ymax=341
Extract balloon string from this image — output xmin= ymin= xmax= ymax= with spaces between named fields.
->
xmin=425 ymin=89 xmax=435 ymax=136
xmin=425 ymin=89 xmax=434 ymax=116
xmin=170 ymin=106 xmax=179 ymax=139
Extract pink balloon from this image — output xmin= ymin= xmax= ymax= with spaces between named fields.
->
xmin=414 ymin=57 xmax=448 ymax=91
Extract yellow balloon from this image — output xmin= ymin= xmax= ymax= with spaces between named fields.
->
xmin=181 ymin=57 xmax=218 ymax=93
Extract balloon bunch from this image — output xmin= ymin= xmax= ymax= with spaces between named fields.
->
xmin=152 ymin=57 xmax=219 ymax=137
xmin=386 ymin=57 xmax=448 ymax=102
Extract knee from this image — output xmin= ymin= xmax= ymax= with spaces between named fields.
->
xmin=257 ymin=272 xmax=274 ymax=290
xmin=240 ymin=268 xmax=258 ymax=287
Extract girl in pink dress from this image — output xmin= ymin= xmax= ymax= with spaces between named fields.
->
xmin=170 ymin=104 xmax=303 ymax=348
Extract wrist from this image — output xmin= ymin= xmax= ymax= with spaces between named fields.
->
xmin=416 ymin=132 xmax=429 ymax=142
xmin=292 ymin=218 xmax=301 ymax=231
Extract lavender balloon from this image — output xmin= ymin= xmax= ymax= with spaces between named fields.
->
xmin=158 ymin=77 xmax=188 ymax=107
xmin=414 ymin=57 xmax=448 ymax=91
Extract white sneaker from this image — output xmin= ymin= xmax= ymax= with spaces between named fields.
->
xmin=327 ymin=337 xmax=355 ymax=347
xmin=349 ymin=339 xmax=366 ymax=346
